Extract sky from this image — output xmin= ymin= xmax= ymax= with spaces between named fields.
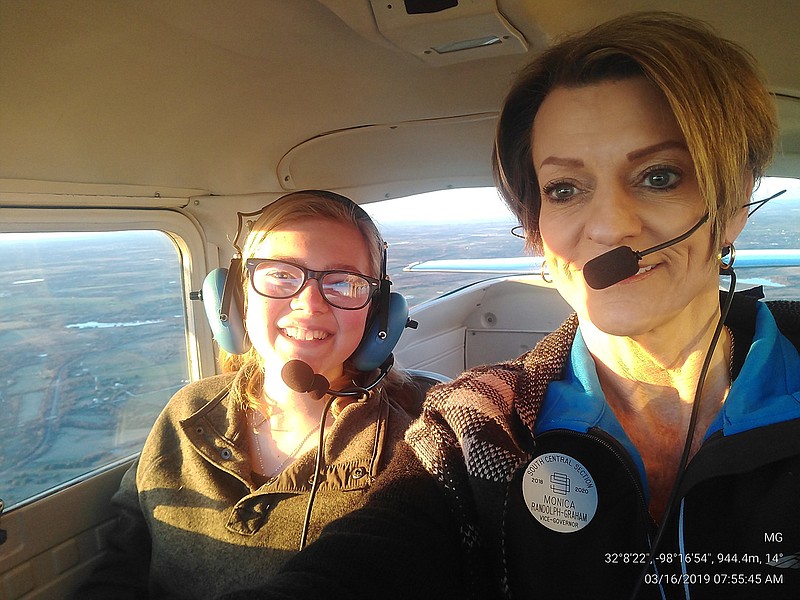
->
xmin=364 ymin=177 xmax=800 ymax=226
xmin=364 ymin=187 xmax=516 ymax=225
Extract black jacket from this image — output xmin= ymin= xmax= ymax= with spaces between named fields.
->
xmin=222 ymin=298 xmax=800 ymax=600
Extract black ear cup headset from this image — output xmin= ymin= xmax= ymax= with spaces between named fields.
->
xmin=191 ymin=189 xmax=417 ymax=373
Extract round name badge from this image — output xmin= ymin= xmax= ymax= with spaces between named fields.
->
xmin=521 ymin=452 xmax=598 ymax=533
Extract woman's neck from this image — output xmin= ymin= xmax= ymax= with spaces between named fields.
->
xmin=580 ymin=304 xmax=734 ymax=523
xmin=260 ymin=377 xmax=326 ymax=428
xmin=249 ymin=378 xmax=334 ymax=479
xmin=580 ymin=296 xmax=729 ymax=408
xmin=589 ymin=332 xmax=732 ymax=439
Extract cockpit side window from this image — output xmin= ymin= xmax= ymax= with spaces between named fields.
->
xmin=0 ymin=230 xmax=191 ymax=509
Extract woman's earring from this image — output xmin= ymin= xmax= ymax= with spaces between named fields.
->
xmin=541 ymin=260 xmax=553 ymax=283
xmin=719 ymin=242 xmax=736 ymax=273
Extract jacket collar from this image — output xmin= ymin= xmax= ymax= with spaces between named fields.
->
xmin=180 ymin=383 xmax=390 ymax=494
xmin=711 ymin=301 xmax=800 ymax=436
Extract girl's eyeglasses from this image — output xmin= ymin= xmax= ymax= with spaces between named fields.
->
xmin=245 ymin=258 xmax=379 ymax=310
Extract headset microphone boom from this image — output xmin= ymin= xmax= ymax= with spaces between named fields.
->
xmin=582 ymin=212 xmax=709 ymax=289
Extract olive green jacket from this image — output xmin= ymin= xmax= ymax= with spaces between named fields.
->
xmin=76 ymin=373 xmax=417 ymax=600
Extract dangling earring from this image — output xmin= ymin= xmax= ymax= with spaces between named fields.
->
xmin=718 ymin=242 xmax=736 ymax=272
xmin=541 ymin=260 xmax=553 ymax=283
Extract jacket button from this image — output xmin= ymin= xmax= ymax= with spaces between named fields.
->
xmin=352 ymin=467 xmax=367 ymax=480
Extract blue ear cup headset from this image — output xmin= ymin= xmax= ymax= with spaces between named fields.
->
xmin=352 ymin=288 xmax=410 ymax=371
xmin=193 ymin=190 xmax=416 ymax=371
xmin=199 ymin=260 xmax=249 ymax=355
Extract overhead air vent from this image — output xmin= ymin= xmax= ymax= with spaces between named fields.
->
xmin=404 ymin=0 xmax=459 ymax=14
xmin=368 ymin=0 xmax=527 ymax=66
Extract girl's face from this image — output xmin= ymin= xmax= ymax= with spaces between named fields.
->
xmin=244 ymin=217 xmax=373 ymax=383
xmin=532 ymin=77 xmax=724 ymax=336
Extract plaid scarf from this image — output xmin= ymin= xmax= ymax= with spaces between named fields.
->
xmin=405 ymin=313 xmax=578 ymax=596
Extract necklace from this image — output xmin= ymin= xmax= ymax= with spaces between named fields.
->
xmin=724 ymin=325 xmax=735 ymax=379
xmin=250 ymin=413 xmax=320 ymax=478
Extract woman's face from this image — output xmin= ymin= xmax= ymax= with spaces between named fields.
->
xmin=244 ymin=217 xmax=373 ymax=383
xmin=532 ymin=77 xmax=721 ymax=336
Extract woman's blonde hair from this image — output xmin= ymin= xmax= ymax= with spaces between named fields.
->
xmin=218 ymin=190 xmax=406 ymax=411
xmin=493 ymin=11 xmax=777 ymax=253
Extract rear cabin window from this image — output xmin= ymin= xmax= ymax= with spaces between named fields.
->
xmin=365 ymin=181 xmax=800 ymax=307
xmin=0 ymin=230 xmax=189 ymax=509
xmin=365 ymin=188 xmax=523 ymax=308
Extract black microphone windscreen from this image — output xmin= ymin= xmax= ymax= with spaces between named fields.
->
xmin=281 ymin=360 xmax=316 ymax=393
xmin=308 ymin=374 xmax=330 ymax=400
xmin=583 ymin=246 xmax=641 ymax=290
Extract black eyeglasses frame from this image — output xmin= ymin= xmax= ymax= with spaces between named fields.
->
xmin=244 ymin=258 xmax=380 ymax=310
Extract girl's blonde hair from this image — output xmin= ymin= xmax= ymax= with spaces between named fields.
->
xmin=493 ymin=11 xmax=777 ymax=253
xmin=218 ymin=190 xmax=407 ymax=411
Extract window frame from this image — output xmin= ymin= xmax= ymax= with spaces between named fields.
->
xmin=0 ymin=206 xmax=217 ymax=509
xmin=0 ymin=206 xmax=217 ymax=379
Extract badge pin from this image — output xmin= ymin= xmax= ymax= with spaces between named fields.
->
xmin=521 ymin=452 xmax=598 ymax=533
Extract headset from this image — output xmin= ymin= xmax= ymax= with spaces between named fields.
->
xmin=194 ymin=190 xmax=415 ymax=371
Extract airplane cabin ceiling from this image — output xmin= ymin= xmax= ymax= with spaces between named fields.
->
xmin=1 ymin=0 xmax=798 ymax=199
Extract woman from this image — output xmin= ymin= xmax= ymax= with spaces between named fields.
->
xmin=76 ymin=190 xmax=420 ymax=599
xmin=223 ymin=12 xmax=800 ymax=600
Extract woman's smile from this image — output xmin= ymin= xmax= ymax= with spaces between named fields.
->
xmin=279 ymin=324 xmax=333 ymax=342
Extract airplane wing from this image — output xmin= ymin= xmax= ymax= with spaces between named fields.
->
xmin=404 ymin=250 xmax=800 ymax=288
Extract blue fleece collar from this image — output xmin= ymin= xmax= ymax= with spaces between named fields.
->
xmin=535 ymin=328 xmax=650 ymax=495
xmin=707 ymin=301 xmax=800 ymax=437
xmin=535 ymin=302 xmax=800 ymax=497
